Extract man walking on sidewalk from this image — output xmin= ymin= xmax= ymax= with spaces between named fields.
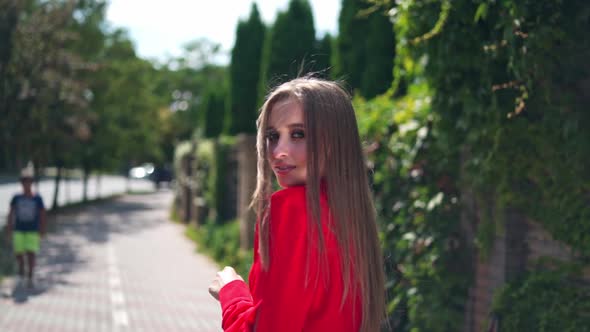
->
xmin=5 ymin=165 xmax=47 ymax=289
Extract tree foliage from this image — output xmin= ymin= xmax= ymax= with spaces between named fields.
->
xmin=0 ymin=0 xmax=92 ymax=170
xmin=333 ymin=0 xmax=368 ymax=90
xmin=202 ymin=83 xmax=228 ymax=138
xmin=258 ymin=0 xmax=316 ymax=98
xmin=354 ymin=0 xmax=590 ymax=330
xmin=312 ymin=33 xmax=333 ymax=78
xmin=334 ymin=0 xmax=395 ymax=98
xmin=89 ymin=30 xmax=163 ymax=168
xmin=361 ymin=9 xmax=395 ymax=98
xmin=0 ymin=1 xmax=229 ymax=176
xmin=492 ymin=264 xmax=590 ymax=332
xmin=226 ymin=3 xmax=265 ymax=135
xmin=153 ymin=41 xmax=227 ymax=150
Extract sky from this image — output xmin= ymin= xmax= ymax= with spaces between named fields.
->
xmin=106 ymin=0 xmax=341 ymax=64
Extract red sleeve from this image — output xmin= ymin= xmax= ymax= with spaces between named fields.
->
xmin=218 ymin=187 xmax=318 ymax=332
xmin=218 ymin=280 xmax=258 ymax=331
xmin=255 ymin=187 xmax=317 ymax=331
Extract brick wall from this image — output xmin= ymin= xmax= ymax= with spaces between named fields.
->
xmin=525 ymin=218 xmax=573 ymax=265
xmin=463 ymin=208 xmax=584 ymax=332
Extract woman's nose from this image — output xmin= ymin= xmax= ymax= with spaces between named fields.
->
xmin=272 ymin=137 xmax=289 ymax=159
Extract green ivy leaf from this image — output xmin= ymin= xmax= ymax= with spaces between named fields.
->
xmin=474 ymin=3 xmax=488 ymax=23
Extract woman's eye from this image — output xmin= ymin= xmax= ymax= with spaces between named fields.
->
xmin=266 ymin=132 xmax=279 ymax=142
xmin=292 ymin=130 xmax=305 ymax=139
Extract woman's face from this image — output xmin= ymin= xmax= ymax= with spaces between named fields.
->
xmin=266 ymin=99 xmax=307 ymax=188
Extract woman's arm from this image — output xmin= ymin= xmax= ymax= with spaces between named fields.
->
xmin=218 ymin=278 xmax=259 ymax=331
xmin=218 ymin=188 xmax=318 ymax=332
xmin=209 ymin=266 xmax=244 ymax=301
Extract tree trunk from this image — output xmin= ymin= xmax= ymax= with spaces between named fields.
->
xmin=96 ymin=174 xmax=101 ymax=199
xmin=82 ymin=166 xmax=89 ymax=202
xmin=65 ymin=169 xmax=70 ymax=204
xmin=51 ymin=163 xmax=63 ymax=211
xmin=126 ymin=173 xmax=131 ymax=194
xmin=33 ymin=161 xmax=40 ymax=192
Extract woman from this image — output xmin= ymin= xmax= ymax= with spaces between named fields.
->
xmin=209 ymin=77 xmax=385 ymax=332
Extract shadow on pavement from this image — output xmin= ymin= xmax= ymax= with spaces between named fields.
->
xmin=1 ymin=190 xmax=174 ymax=301
xmin=2 ymin=279 xmax=55 ymax=304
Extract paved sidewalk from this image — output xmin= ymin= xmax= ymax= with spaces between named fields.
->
xmin=0 ymin=190 xmax=222 ymax=331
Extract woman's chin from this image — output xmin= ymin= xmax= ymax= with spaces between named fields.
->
xmin=277 ymin=178 xmax=306 ymax=189
xmin=277 ymin=177 xmax=305 ymax=189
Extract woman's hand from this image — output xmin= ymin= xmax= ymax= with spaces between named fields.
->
xmin=208 ymin=266 xmax=244 ymax=301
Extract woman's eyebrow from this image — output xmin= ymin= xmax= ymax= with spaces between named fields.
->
xmin=266 ymin=123 xmax=304 ymax=131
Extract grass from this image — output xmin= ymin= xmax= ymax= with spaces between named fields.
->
xmin=169 ymin=204 xmax=253 ymax=279
xmin=169 ymin=204 xmax=182 ymax=224
xmin=183 ymin=218 xmax=253 ymax=280
xmin=126 ymin=189 xmax=158 ymax=196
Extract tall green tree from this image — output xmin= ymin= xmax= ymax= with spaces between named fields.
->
xmin=90 ymin=29 xmax=163 ymax=169
xmin=1 ymin=0 xmax=88 ymax=172
xmin=226 ymin=3 xmax=266 ymax=135
xmin=0 ymin=0 xmax=100 ymax=208
xmin=202 ymin=84 xmax=227 ymax=138
xmin=152 ymin=39 xmax=226 ymax=143
xmin=312 ymin=33 xmax=333 ymax=78
xmin=361 ymin=10 xmax=395 ymax=98
xmin=0 ymin=1 xmax=22 ymax=170
xmin=259 ymin=0 xmax=316 ymax=99
xmin=65 ymin=0 xmax=108 ymax=201
xmin=333 ymin=1 xmax=395 ymax=98
xmin=333 ymin=0 xmax=368 ymax=91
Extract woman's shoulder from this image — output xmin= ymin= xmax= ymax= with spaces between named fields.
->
xmin=271 ymin=185 xmax=306 ymax=206
xmin=270 ymin=185 xmax=331 ymax=221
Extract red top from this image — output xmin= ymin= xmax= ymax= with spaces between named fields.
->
xmin=218 ymin=185 xmax=362 ymax=331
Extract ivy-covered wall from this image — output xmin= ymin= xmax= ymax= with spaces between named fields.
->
xmin=171 ymin=2 xmax=590 ymax=330
xmin=173 ymin=136 xmax=238 ymax=225
xmin=355 ymin=0 xmax=590 ymax=331
xmin=173 ymin=135 xmax=255 ymax=284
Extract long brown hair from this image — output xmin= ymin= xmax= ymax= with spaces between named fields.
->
xmin=251 ymin=77 xmax=385 ymax=332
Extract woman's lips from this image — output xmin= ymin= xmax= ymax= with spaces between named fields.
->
xmin=274 ymin=165 xmax=295 ymax=175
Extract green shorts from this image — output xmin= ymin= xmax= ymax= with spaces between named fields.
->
xmin=13 ymin=231 xmax=40 ymax=254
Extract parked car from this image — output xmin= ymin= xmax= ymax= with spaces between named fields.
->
xmin=149 ymin=165 xmax=173 ymax=188
xmin=129 ymin=163 xmax=155 ymax=179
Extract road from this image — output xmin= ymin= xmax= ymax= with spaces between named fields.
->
xmin=0 ymin=190 xmax=222 ymax=331
xmin=0 ymin=176 xmax=155 ymax=228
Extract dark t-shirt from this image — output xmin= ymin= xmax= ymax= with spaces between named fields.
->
xmin=10 ymin=194 xmax=44 ymax=232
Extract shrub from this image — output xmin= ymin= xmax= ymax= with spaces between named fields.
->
xmin=186 ymin=219 xmax=253 ymax=279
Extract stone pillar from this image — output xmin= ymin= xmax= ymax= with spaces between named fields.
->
xmin=463 ymin=200 xmax=528 ymax=332
xmin=460 ymin=187 xmax=477 ymax=332
xmin=181 ymin=154 xmax=194 ymax=223
xmin=236 ymin=134 xmax=257 ymax=250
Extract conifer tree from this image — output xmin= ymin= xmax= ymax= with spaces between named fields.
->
xmin=313 ymin=33 xmax=333 ymax=78
xmin=333 ymin=0 xmax=395 ymax=98
xmin=332 ymin=0 xmax=368 ymax=90
xmin=361 ymin=10 xmax=395 ymax=98
xmin=202 ymin=85 xmax=227 ymax=138
xmin=226 ymin=3 xmax=265 ymax=135
xmin=259 ymin=0 xmax=316 ymax=99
